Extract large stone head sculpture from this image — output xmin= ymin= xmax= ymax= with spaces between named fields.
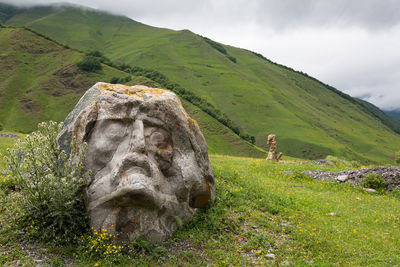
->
xmin=58 ymin=83 xmax=215 ymax=241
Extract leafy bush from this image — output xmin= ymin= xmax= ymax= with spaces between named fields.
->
xmin=5 ymin=121 xmax=89 ymax=244
xmin=396 ymin=151 xmax=400 ymax=165
xmin=86 ymin=50 xmax=103 ymax=58
xmin=202 ymin=37 xmax=227 ymax=55
xmin=77 ymin=56 xmax=102 ymax=72
xmin=110 ymin=76 xmax=120 ymax=84
xmin=110 ymin=76 xmax=132 ymax=84
xmin=241 ymin=133 xmax=255 ymax=144
xmin=0 ymin=174 xmax=17 ymax=193
xmin=78 ymin=229 xmax=124 ymax=259
xmin=0 ymin=122 xmax=3 ymax=131
xmin=362 ymin=173 xmax=387 ymax=192
xmin=227 ymin=55 xmax=237 ymax=63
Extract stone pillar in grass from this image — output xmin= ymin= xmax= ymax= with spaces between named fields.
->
xmin=266 ymin=134 xmax=282 ymax=161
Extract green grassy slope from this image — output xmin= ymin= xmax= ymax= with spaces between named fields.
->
xmin=0 ymin=26 xmax=263 ymax=157
xmin=354 ymin=98 xmax=400 ymax=134
xmin=0 ymin=26 xmax=130 ymax=133
xmin=2 ymin=3 xmax=400 ymax=163
xmin=182 ymin=100 xmax=266 ymax=158
xmin=2 ymin=154 xmax=400 ymax=265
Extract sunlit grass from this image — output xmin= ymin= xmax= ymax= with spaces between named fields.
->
xmin=0 ymin=152 xmax=399 ymax=265
xmin=0 ymin=132 xmax=24 ymax=169
xmin=209 ymin=155 xmax=400 ymax=265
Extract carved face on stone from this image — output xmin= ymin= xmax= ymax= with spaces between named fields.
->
xmin=58 ymin=83 xmax=215 ymax=241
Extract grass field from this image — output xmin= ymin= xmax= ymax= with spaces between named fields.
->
xmin=0 ymin=132 xmax=24 ymax=168
xmin=1 ymin=147 xmax=399 ymax=266
xmin=2 ymin=3 xmax=400 ymax=163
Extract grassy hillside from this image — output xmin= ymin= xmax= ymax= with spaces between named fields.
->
xmin=1 ymin=151 xmax=400 ymax=265
xmin=354 ymin=98 xmax=400 ymax=134
xmin=0 ymin=26 xmax=129 ymax=132
xmin=0 ymin=26 xmax=263 ymax=157
xmin=182 ymin=100 xmax=266 ymax=158
xmin=2 ymin=3 xmax=400 ymax=163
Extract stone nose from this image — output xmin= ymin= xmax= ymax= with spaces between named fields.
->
xmin=128 ymin=119 xmax=146 ymax=154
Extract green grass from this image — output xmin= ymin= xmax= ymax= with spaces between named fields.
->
xmin=3 ymin=3 xmax=400 ymax=163
xmin=0 ymin=131 xmax=24 ymax=169
xmin=0 ymin=27 xmax=131 ymax=133
xmin=182 ymin=99 xmax=266 ymax=158
xmin=1 ymin=153 xmax=399 ymax=266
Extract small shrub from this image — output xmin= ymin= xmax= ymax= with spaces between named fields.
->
xmin=110 ymin=76 xmax=120 ymax=84
xmin=202 ymin=37 xmax=227 ymax=55
xmin=77 ymin=229 xmax=124 ymax=259
xmin=86 ymin=50 xmax=103 ymax=58
xmin=110 ymin=76 xmax=132 ymax=84
xmin=77 ymin=56 xmax=102 ymax=72
xmin=0 ymin=174 xmax=17 ymax=193
xmin=227 ymin=55 xmax=237 ymax=63
xmin=5 ymin=121 xmax=89 ymax=244
xmin=124 ymin=75 xmax=132 ymax=82
xmin=0 ymin=122 xmax=3 ymax=131
xmin=362 ymin=173 xmax=387 ymax=192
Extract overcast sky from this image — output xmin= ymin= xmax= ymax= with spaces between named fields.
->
xmin=4 ymin=0 xmax=400 ymax=111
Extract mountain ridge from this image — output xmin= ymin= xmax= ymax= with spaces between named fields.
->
xmin=1 ymin=2 xmax=400 ymax=163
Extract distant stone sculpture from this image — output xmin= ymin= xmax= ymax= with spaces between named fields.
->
xmin=58 ymin=82 xmax=215 ymax=242
xmin=266 ymin=134 xmax=282 ymax=161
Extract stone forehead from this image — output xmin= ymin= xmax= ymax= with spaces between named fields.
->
xmin=94 ymin=83 xmax=187 ymax=121
xmin=97 ymin=83 xmax=177 ymax=101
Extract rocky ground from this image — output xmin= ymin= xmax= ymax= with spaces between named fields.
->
xmin=0 ymin=133 xmax=19 ymax=138
xmin=306 ymin=166 xmax=400 ymax=191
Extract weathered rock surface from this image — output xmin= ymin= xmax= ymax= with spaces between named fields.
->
xmin=58 ymin=82 xmax=215 ymax=242
xmin=266 ymin=134 xmax=282 ymax=161
xmin=306 ymin=167 xmax=400 ymax=191
xmin=0 ymin=133 xmax=19 ymax=138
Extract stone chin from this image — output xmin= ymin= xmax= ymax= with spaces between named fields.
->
xmin=57 ymin=83 xmax=215 ymax=242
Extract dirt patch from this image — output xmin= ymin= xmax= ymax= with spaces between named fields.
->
xmin=41 ymin=64 xmax=94 ymax=96
xmin=19 ymin=98 xmax=41 ymax=113
xmin=9 ymin=30 xmax=59 ymax=55
xmin=0 ymin=55 xmax=14 ymax=71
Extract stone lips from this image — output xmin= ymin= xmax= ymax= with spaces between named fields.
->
xmin=58 ymin=82 xmax=215 ymax=242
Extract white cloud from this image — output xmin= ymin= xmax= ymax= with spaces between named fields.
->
xmin=2 ymin=0 xmax=400 ymax=110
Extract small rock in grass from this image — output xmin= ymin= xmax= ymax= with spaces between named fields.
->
xmin=356 ymin=197 xmax=362 ymax=200
xmin=265 ymin=253 xmax=276 ymax=259
xmin=363 ymin=188 xmax=377 ymax=192
xmin=252 ymin=225 xmax=258 ymax=229
xmin=281 ymin=260 xmax=291 ymax=266
xmin=328 ymin=212 xmax=337 ymax=216
xmin=335 ymin=175 xmax=348 ymax=182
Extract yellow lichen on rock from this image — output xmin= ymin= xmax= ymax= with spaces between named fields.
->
xmin=97 ymin=83 xmax=170 ymax=98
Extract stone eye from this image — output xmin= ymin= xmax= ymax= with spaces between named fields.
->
xmin=149 ymin=132 xmax=166 ymax=147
